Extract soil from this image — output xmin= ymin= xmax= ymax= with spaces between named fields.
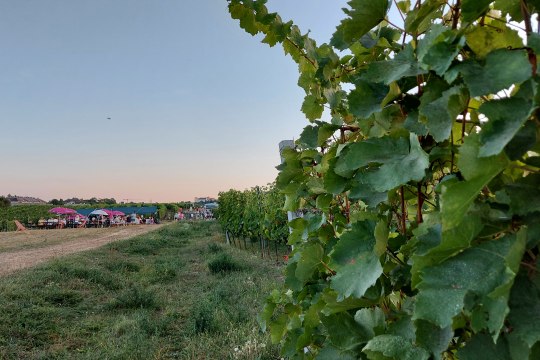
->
xmin=0 ymin=224 xmax=165 ymax=276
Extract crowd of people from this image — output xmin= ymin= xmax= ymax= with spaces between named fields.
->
xmin=25 ymin=206 xmax=214 ymax=230
xmin=174 ymin=207 xmax=214 ymax=221
xmin=35 ymin=213 xmax=159 ymax=229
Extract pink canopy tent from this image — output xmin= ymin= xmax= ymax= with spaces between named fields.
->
xmin=102 ymin=209 xmax=114 ymax=217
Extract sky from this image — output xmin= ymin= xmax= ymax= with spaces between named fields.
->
xmin=0 ymin=0 xmax=391 ymax=203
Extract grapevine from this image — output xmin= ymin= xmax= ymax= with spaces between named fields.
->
xmin=227 ymin=0 xmax=540 ymax=358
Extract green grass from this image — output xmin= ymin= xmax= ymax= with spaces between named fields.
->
xmin=0 ymin=221 xmax=282 ymax=359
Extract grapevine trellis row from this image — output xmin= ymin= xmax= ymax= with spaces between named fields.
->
xmin=222 ymin=0 xmax=540 ymax=359
xmin=217 ymin=184 xmax=290 ymax=261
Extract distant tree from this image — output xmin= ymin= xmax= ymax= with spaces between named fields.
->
xmin=0 ymin=196 xmax=11 ymax=208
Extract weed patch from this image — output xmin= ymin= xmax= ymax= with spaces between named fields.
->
xmin=190 ymin=299 xmax=218 ymax=334
xmin=207 ymin=242 xmax=223 ymax=253
xmin=104 ymin=259 xmax=141 ymax=273
xmin=52 ymin=263 xmax=120 ymax=290
xmin=208 ymin=253 xmax=243 ymax=274
xmin=107 ymin=286 xmax=159 ymax=310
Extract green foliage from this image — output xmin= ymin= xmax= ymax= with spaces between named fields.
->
xmin=228 ymin=0 xmax=540 ymax=358
xmin=0 ymin=196 xmax=10 ymax=208
xmin=217 ymin=183 xmax=289 ymax=245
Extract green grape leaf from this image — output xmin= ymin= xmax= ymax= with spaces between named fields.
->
xmin=374 ymin=220 xmax=389 ymax=257
xmin=270 ymin=313 xmax=288 ymax=344
xmin=330 ymin=252 xmax=383 ymax=301
xmin=478 ymin=97 xmax=533 ymax=157
xmin=478 ymin=98 xmax=533 ymax=157
xmin=363 ymin=134 xmax=429 ymax=192
xmin=330 ymin=221 xmax=376 ymax=263
xmin=349 ymin=172 xmax=389 ymax=208
xmin=461 ymin=0 xmax=492 ymax=22
xmin=466 ymin=24 xmax=524 ymax=58
xmin=315 ymin=345 xmax=356 ymax=360
xmin=411 ymin=213 xmax=483 ymax=287
xmin=528 ymin=32 xmax=540 ymax=54
xmin=458 ymin=132 xmax=509 ymax=180
xmin=330 ymin=221 xmax=382 ymax=300
xmin=441 ymin=134 xmax=508 ymax=229
xmin=458 ymin=49 xmax=532 ymax=97
xmin=335 ymin=133 xmax=429 ymax=191
xmin=404 ymin=0 xmax=445 ymax=34
xmin=285 ymin=262 xmax=303 ymax=291
xmin=324 ymin=157 xmax=350 ymax=194
xmin=494 ymin=0 xmax=522 ymax=21
xmin=318 ymin=123 xmax=340 ymax=146
xmin=307 ymin=177 xmax=326 ymax=195
xmin=330 ymin=0 xmax=391 ymax=50
xmin=229 ymin=2 xmax=259 ymax=35
xmin=295 ymin=242 xmax=324 ymax=282
xmin=348 ymin=80 xmax=388 ymax=118
xmin=417 ymin=24 xmax=465 ymax=75
xmin=363 ymin=334 xmax=430 ymax=360
xmin=419 ymin=85 xmax=469 ymax=142
xmin=415 ymin=320 xmax=453 ymax=360
xmin=505 ymin=173 xmax=540 ymax=215
xmin=457 ymin=333 xmax=510 ymax=360
xmin=316 ymin=193 xmax=333 ymax=212
xmin=507 ymin=275 xmax=540 ymax=348
xmin=321 ymin=288 xmax=376 ymax=316
xmin=404 ymin=111 xmax=428 ymax=136
xmin=301 ymin=94 xmax=324 ymax=121
xmin=298 ymin=125 xmax=319 ymax=148
xmin=335 ymin=136 xmax=409 ymax=174
xmin=362 ymin=45 xmax=428 ymax=85
xmin=414 ymin=232 xmax=526 ymax=330
xmin=505 ymin=120 xmax=537 ymax=160
xmin=355 ymin=308 xmax=386 ymax=338
xmin=321 ymin=312 xmax=372 ymax=350
xmin=288 ymin=217 xmax=307 ymax=242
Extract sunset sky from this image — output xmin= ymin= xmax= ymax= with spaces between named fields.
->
xmin=0 ymin=0 xmax=396 ymax=202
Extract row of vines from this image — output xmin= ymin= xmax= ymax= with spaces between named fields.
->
xmin=216 ymin=184 xmax=289 ymax=260
xmin=226 ymin=0 xmax=540 ymax=359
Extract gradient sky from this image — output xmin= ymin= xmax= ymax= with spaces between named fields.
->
xmin=0 ymin=0 xmax=397 ymax=202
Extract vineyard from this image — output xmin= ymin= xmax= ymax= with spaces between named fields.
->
xmin=220 ymin=0 xmax=540 ymax=359
xmin=216 ymin=184 xmax=290 ymax=260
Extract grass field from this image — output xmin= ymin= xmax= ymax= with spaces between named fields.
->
xmin=0 ymin=221 xmax=282 ymax=359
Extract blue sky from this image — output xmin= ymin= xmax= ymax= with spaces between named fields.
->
xmin=0 ymin=0 xmax=391 ymax=202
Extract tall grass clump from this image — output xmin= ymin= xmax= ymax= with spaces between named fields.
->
xmin=107 ymin=286 xmax=159 ymax=310
xmin=208 ymin=253 xmax=243 ymax=274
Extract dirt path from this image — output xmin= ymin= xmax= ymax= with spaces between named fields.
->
xmin=0 ymin=224 xmax=166 ymax=276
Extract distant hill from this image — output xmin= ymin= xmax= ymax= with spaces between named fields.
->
xmin=5 ymin=195 xmax=47 ymax=205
